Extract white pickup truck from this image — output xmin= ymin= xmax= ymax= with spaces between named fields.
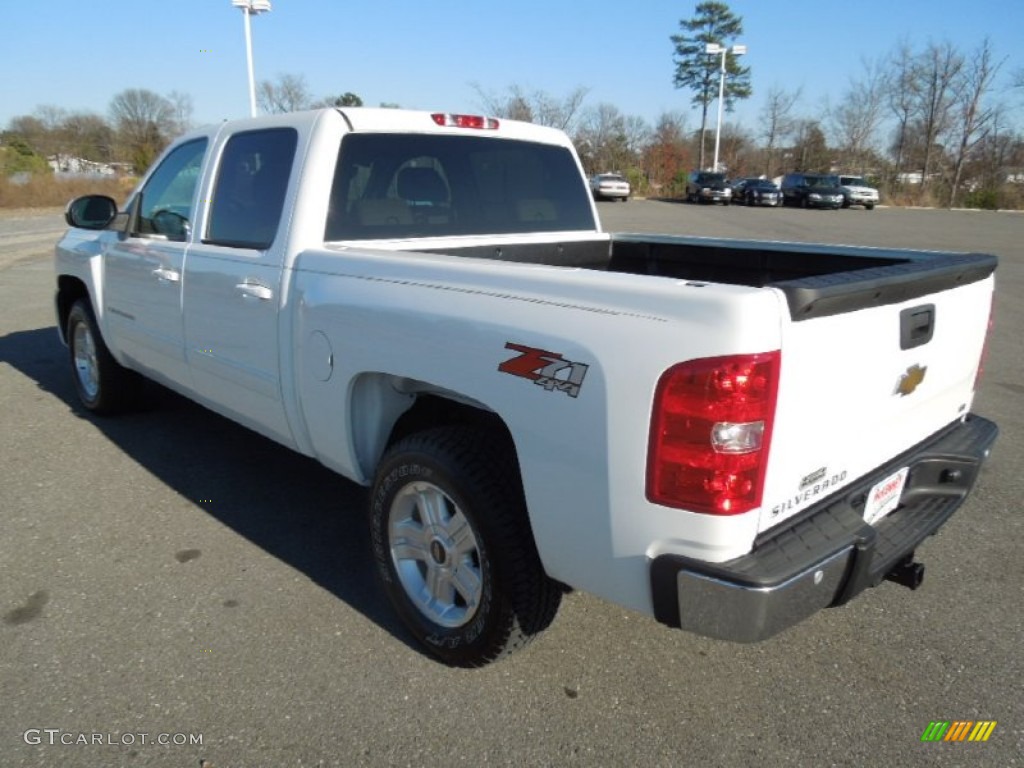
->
xmin=55 ymin=108 xmax=998 ymax=666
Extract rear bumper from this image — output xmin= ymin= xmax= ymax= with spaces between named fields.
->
xmin=650 ymin=414 xmax=998 ymax=642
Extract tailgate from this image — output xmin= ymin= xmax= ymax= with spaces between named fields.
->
xmin=759 ymin=253 xmax=995 ymax=533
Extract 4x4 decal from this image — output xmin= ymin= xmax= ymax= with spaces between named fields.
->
xmin=498 ymin=342 xmax=589 ymax=398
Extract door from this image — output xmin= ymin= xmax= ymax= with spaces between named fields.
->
xmin=183 ymin=127 xmax=298 ymax=444
xmin=103 ymin=138 xmax=208 ymax=387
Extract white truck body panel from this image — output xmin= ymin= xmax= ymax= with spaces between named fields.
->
xmin=54 ymin=107 xmax=998 ymax=651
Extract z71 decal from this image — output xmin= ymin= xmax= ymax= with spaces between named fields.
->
xmin=498 ymin=342 xmax=589 ymax=398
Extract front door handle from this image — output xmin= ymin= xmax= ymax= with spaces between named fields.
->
xmin=236 ymin=281 xmax=273 ymax=301
xmin=152 ymin=266 xmax=181 ymax=283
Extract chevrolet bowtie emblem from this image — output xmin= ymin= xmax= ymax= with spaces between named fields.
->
xmin=895 ymin=364 xmax=927 ymax=396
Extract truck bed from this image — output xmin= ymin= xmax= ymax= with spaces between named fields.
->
xmin=423 ymin=234 xmax=997 ymax=321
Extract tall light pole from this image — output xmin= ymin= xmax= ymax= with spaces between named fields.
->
xmin=232 ymin=0 xmax=272 ymax=118
xmin=705 ymin=42 xmax=746 ymax=172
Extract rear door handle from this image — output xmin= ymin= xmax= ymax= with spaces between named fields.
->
xmin=236 ymin=281 xmax=273 ymax=301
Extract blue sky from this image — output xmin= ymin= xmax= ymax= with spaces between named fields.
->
xmin=2 ymin=0 xmax=1022 ymax=139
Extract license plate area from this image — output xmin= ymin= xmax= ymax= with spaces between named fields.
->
xmin=864 ymin=467 xmax=909 ymax=525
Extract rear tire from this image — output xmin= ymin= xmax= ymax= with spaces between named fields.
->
xmin=66 ymin=299 xmax=140 ymax=414
xmin=370 ymin=426 xmax=561 ymax=666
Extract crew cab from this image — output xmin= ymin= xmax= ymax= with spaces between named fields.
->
xmin=55 ymin=108 xmax=998 ymax=666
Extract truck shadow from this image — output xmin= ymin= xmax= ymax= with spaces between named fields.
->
xmin=0 ymin=326 xmax=422 ymax=656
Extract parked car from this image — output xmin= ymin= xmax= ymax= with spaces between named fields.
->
xmin=838 ymin=175 xmax=880 ymax=210
xmin=686 ymin=171 xmax=732 ymax=205
xmin=780 ymin=172 xmax=845 ymax=209
xmin=731 ymin=177 xmax=782 ymax=207
xmin=590 ymin=173 xmax=630 ymax=202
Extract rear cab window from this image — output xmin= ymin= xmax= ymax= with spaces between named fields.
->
xmin=325 ymin=133 xmax=595 ymax=240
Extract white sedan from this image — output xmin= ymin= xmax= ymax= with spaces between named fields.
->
xmin=590 ymin=173 xmax=630 ymax=202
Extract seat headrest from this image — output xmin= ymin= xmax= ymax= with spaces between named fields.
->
xmin=397 ymin=167 xmax=448 ymax=204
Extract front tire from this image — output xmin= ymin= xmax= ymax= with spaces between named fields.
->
xmin=370 ymin=426 xmax=561 ymax=666
xmin=66 ymin=299 xmax=139 ymax=414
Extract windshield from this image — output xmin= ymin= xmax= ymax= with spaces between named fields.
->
xmin=807 ymin=175 xmax=839 ymax=188
xmin=699 ymin=173 xmax=727 ymax=183
xmin=841 ymin=176 xmax=868 ymax=186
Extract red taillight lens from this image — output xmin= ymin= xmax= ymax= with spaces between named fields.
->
xmin=647 ymin=352 xmax=780 ymax=515
xmin=430 ymin=113 xmax=499 ymax=130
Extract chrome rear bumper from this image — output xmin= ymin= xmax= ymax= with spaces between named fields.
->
xmin=649 ymin=414 xmax=998 ymax=642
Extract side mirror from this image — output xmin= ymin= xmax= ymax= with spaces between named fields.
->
xmin=65 ymin=195 xmax=118 ymax=230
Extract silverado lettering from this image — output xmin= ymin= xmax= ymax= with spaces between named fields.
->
xmin=771 ymin=471 xmax=849 ymax=517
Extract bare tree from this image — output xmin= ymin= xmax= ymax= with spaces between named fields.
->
xmin=471 ymin=83 xmax=589 ymax=132
xmin=471 ymin=82 xmax=533 ymax=122
xmin=109 ymin=88 xmax=176 ymax=172
xmin=886 ymin=40 xmax=918 ymax=185
xmin=5 ymin=114 xmax=48 ymax=153
xmin=257 ymin=73 xmax=313 ymax=114
xmin=167 ymin=90 xmax=194 ymax=136
xmin=718 ymin=121 xmax=756 ymax=176
xmin=62 ymin=112 xmax=115 ymax=164
xmin=577 ymin=103 xmax=631 ymax=173
xmin=948 ymin=39 xmax=1004 ymax=206
xmin=790 ymin=119 xmax=830 ymax=171
xmin=313 ymin=92 xmax=364 ymax=108
xmin=622 ymin=115 xmax=652 ymax=159
xmin=643 ymin=112 xmax=691 ymax=196
xmin=912 ymin=41 xmax=964 ymax=192
xmin=830 ymin=60 xmax=886 ymax=174
xmin=533 ymin=86 xmax=590 ymax=133
xmin=759 ymin=86 xmax=801 ymax=176
xmin=28 ymin=105 xmax=71 ymax=168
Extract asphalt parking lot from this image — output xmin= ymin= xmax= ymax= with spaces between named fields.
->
xmin=2 ymin=202 xmax=1022 ymax=767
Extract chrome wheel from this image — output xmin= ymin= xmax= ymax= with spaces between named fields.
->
xmin=388 ymin=480 xmax=483 ymax=628
xmin=72 ymin=321 xmax=100 ymax=400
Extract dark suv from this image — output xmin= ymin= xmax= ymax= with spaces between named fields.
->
xmin=686 ymin=171 xmax=732 ymax=205
xmin=780 ymin=172 xmax=844 ymax=209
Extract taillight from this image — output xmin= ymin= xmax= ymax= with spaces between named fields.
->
xmin=647 ymin=352 xmax=780 ymax=515
xmin=430 ymin=113 xmax=499 ymax=130
xmin=974 ymin=295 xmax=995 ymax=391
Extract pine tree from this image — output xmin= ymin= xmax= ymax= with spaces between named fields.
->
xmin=671 ymin=2 xmax=752 ymax=170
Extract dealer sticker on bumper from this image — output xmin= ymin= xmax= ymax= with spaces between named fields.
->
xmin=864 ymin=466 xmax=910 ymax=525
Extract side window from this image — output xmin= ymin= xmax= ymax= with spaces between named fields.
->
xmin=206 ymin=128 xmax=298 ymax=249
xmin=134 ymin=139 xmax=208 ymax=240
